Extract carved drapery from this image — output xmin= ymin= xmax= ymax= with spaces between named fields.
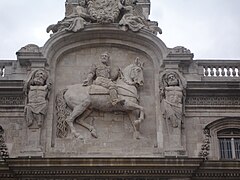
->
xmin=0 ymin=126 xmax=9 ymax=159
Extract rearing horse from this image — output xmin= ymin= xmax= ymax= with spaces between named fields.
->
xmin=56 ymin=59 xmax=144 ymax=139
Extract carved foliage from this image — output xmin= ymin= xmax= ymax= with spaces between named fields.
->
xmin=199 ymin=128 xmax=211 ymax=160
xmin=56 ymin=89 xmax=70 ymax=138
xmin=0 ymin=126 xmax=9 ymax=159
xmin=87 ymin=0 xmax=120 ymax=23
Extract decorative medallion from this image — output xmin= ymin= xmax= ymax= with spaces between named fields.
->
xmin=87 ymin=0 xmax=120 ymax=23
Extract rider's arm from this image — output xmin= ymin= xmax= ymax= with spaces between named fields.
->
xmin=83 ymin=64 xmax=96 ymax=86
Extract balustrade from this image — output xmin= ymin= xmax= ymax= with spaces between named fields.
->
xmin=0 ymin=66 xmax=5 ymax=77
xmin=0 ymin=61 xmax=14 ymax=78
xmin=197 ymin=60 xmax=240 ymax=78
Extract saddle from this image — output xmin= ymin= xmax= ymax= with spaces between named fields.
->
xmin=89 ymin=85 xmax=109 ymax=95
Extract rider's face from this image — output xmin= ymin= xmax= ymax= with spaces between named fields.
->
xmin=101 ymin=53 xmax=110 ymax=65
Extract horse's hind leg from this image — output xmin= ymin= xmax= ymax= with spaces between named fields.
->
xmin=66 ymin=102 xmax=90 ymax=139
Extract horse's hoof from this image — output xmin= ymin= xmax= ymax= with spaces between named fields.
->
xmin=134 ymin=119 xmax=142 ymax=126
xmin=91 ymin=129 xmax=98 ymax=138
xmin=74 ymin=133 xmax=83 ymax=140
xmin=133 ymin=132 xmax=140 ymax=140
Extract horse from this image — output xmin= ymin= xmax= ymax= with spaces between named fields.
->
xmin=56 ymin=59 xmax=144 ymax=140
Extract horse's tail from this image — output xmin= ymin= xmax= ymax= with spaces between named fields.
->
xmin=56 ymin=88 xmax=70 ymax=138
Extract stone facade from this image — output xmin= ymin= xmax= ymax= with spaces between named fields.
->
xmin=0 ymin=0 xmax=240 ymax=179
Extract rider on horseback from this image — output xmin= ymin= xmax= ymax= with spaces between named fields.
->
xmin=82 ymin=52 xmax=125 ymax=106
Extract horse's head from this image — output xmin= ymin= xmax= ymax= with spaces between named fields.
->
xmin=121 ymin=57 xmax=144 ymax=87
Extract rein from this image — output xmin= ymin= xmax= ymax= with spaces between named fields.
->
xmin=117 ymin=85 xmax=139 ymax=101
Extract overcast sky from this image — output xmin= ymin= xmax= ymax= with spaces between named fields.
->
xmin=0 ymin=0 xmax=240 ymax=60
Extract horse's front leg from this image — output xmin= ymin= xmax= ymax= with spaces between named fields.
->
xmin=75 ymin=109 xmax=98 ymax=138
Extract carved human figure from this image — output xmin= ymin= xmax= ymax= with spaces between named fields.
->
xmin=83 ymin=52 xmax=125 ymax=106
xmin=24 ymin=69 xmax=51 ymax=128
xmin=47 ymin=0 xmax=93 ymax=33
xmin=159 ymin=71 xmax=186 ymax=149
xmin=118 ymin=0 xmax=162 ymax=34
xmin=118 ymin=0 xmax=146 ymax=32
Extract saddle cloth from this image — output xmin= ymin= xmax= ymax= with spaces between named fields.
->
xmin=89 ymin=85 xmax=109 ymax=95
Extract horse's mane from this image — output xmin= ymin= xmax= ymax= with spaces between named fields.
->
xmin=120 ymin=64 xmax=135 ymax=84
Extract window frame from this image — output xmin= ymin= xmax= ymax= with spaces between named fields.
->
xmin=204 ymin=118 xmax=240 ymax=160
xmin=218 ymin=128 xmax=240 ymax=160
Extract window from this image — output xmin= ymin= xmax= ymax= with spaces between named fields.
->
xmin=218 ymin=129 xmax=240 ymax=160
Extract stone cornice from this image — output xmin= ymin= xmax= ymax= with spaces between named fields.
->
xmin=1 ymin=158 xmax=240 ymax=179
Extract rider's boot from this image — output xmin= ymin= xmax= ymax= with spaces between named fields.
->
xmin=109 ymin=88 xmax=125 ymax=106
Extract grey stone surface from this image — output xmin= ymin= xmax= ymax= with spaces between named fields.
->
xmin=0 ymin=0 xmax=240 ymax=161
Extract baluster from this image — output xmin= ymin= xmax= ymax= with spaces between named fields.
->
xmin=238 ymin=66 xmax=240 ymax=77
xmin=0 ymin=66 xmax=3 ymax=77
xmin=219 ymin=66 xmax=223 ymax=77
xmin=222 ymin=67 xmax=227 ymax=77
xmin=227 ymin=67 xmax=231 ymax=77
xmin=232 ymin=67 xmax=237 ymax=77
xmin=204 ymin=66 xmax=208 ymax=76
xmin=210 ymin=66 xmax=214 ymax=77
xmin=216 ymin=67 xmax=220 ymax=77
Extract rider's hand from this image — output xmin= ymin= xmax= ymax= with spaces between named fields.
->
xmin=82 ymin=79 xmax=89 ymax=86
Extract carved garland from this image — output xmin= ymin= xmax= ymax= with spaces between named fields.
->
xmin=0 ymin=126 xmax=9 ymax=159
xmin=199 ymin=128 xmax=211 ymax=160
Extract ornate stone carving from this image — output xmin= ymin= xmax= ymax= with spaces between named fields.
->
xmin=47 ymin=0 xmax=162 ymax=34
xmin=119 ymin=0 xmax=162 ymax=34
xmin=0 ymin=126 xmax=9 ymax=159
xmin=18 ymin=44 xmax=41 ymax=53
xmin=24 ymin=69 xmax=51 ymax=128
xmin=56 ymin=53 xmax=144 ymax=140
xmin=169 ymin=46 xmax=191 ymax=55
xmin=186 ymin=96 xmax=240 ymax=106
xmin=199 ymin=128 xmax=211 ymax=160
xmin=159 ymin=71 xmax=186 ymax=151
xmin=22 ymin=69 xmax=51 ymax=156
xmin=87 ymin=0 xmax=120 ymax=23
xmin=47 ymin=0 xmax=93 ymax=33
xmin=0 ymin=95 xmax=25 ymax=106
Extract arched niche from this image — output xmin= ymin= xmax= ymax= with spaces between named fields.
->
xmin=205 ymin=117 xmax=240 ymax=160
xmin=41 ymin=25 xmax=169 ymax=156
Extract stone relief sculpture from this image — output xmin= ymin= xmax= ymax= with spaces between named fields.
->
xmin=24 ymin=69 xmax=51 ymax=128
xmin=47 ymin=0 xmax=162 ymax=34
xmin=47 ymin=0 xmax=93 ymax=33
xmin=88 ymin=0 xmax=120 ymax=23
xmin=118 ymin=0 xmax=162 ymax=34
xmin=0 ymin=126 xmax=9 ymax=159
xmin=199 ymin=128 xmax=211 ymax=160
xmin=159 ymin=71 xmax=186 ymax=150
xmin=82 ymin=52 xmax=125 ymax=106
xmin=56 ymin=53 xmax=144 ymax=139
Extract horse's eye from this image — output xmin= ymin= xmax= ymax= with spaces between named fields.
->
xmin=136 ymin=68 xmax=141 ymax=72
